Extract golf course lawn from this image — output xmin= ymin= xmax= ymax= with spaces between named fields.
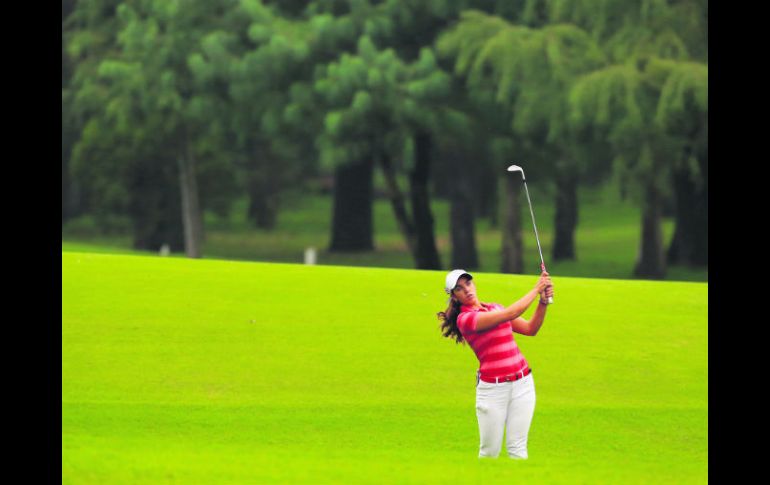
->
xmin=62 ymin=251 xmax=707 ymax=483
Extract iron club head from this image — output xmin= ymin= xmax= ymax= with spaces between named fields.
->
xmin=507 ymin=164 xmax=525 ymax=180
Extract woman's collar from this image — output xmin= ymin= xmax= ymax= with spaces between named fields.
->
xmin=460 ymin=302 xmax=486 ymax=312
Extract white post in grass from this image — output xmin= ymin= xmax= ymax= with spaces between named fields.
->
xmin=160 ymin=244 xmax=170 ymax=257
xmin=304 ymin=247 xmax=317 ymax=265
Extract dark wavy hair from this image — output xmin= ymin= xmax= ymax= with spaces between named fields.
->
xmin=438 ymin=295 xmax=493 ymax=344
xmin=437 ymin=297 xmax=465 ymax=345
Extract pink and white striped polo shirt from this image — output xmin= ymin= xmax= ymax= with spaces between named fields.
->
xmin=456 ymin=302 xmax=529 ymax=378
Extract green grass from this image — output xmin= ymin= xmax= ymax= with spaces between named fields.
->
xmin=62 ymin=251 xmax=707 ymax=484
xmin=61 ymin=183 xmax=707 ymax=282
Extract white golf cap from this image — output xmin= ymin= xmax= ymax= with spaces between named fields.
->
xmin=445 ymin=269 xmax=473 ymax=294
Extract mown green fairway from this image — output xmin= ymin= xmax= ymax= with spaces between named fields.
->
xmin=62 ymin=251 xmax=707 ymax=484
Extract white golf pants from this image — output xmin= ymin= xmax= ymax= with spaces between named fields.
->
xmin=475 ymin=373 xmax=536 ymax=459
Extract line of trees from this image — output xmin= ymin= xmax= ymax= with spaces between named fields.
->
xmin=62 ymin=0 xmax=707 ymax=279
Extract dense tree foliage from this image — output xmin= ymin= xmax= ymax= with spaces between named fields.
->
xmin=562 ymin=0 xmax=707 ymax=277
xmin=62 ymin=0 xmax=707 ymax=278
xmin=438 ymin=10 xmax=607 ymax=269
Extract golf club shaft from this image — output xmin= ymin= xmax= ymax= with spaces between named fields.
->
xmin=521 ymin=179 xmax=554 ymax=305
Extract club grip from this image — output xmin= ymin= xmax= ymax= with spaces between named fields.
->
xmin=538 ymin=263 xmax=553 ymax=304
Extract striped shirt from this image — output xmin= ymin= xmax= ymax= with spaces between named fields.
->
xmin=456 ymin=302 xmax=529 ymax=378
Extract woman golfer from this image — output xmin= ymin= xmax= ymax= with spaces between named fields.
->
xmin=437 ymin=269 xmax=553 ymax=459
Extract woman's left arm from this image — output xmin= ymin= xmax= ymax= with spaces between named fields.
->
xmin=511 ymin=282 xmax=553 ymax=336
xmin=510 ymin=301 xmax=548 ymax=336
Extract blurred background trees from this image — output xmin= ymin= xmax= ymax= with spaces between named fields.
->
xmin=62 ymin=0 xmax=707 ymax=280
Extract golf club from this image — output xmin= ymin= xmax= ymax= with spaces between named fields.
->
xmin=507 ymin=164 xmax=553 ymax=304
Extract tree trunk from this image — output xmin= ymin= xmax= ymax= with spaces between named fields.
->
xmin=450 ymin=194 xmax=479 ymax=270
xmin=178 ymin=137 xmax=204 ymax=259
xmin=487 ymin=174 xmax=499 ymax=229
xmin=379 ymin=134 xmax=442 ymax=270
xmin=667 ymin=159 xmax=707 ymax=267
xmin=476 ymin=160 xmax=499 ymax=227
xmin=634 ymin=182 xmax=666 ymax=279
xmin=552 ymin=168 xmax=578 ymax=261
xmin=410 ymin=132 xmax=442 ymax=270
xmin=129 ymin=158 xmax=185 ymax=253
xmin=329 ymin=158 xmax=375 ymax=252
xmin=248 ymin=186 xmax=278 ymax=229
xmin=244 ymin=143 xmax=279 ymax=229
xmin=380 ymin=152 xmax=417 ymax=256
xmin=246 ymin=165 xmax=278 ymax=230
xmin=448 ymin=149 xmax=479 ymax=270
xmin=501 ymin=175 xmax=524 ymax=273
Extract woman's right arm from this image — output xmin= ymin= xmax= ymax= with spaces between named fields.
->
xmin=472 ymin=274 xmax=550 ymax=332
